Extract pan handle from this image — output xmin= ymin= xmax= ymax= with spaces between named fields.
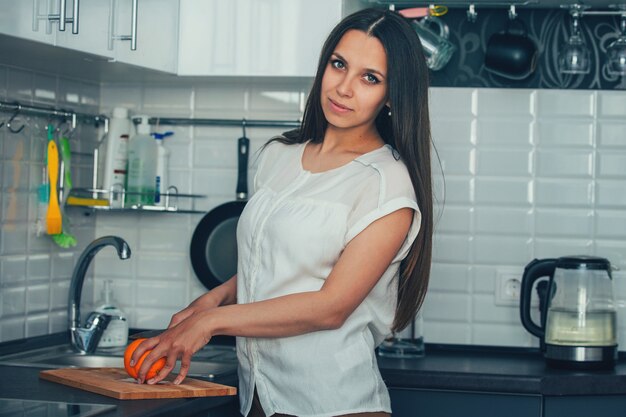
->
xmin=236 ymin=136 xmax=250 ymax=200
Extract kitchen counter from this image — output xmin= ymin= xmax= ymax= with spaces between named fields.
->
xmin=378 ymin=344 xmax=626 ymax=396
xmin=0 ymin=333 xmax=239 ymax=417
xmin=3 ymin=334 xmax=626 ymax=417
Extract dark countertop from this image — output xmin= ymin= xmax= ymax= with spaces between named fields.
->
xmin=0 ymin=332 xmax=239 ymax=417
xmin=378 ymin=344 xmax=626 ymax=396
xmin=3 ymin=332 xmax=626 ymax=417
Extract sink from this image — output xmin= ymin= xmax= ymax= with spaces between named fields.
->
xmin=0 ymin=343 xmax=238 ymax=380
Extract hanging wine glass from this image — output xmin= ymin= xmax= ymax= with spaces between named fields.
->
xmin=558 ymin=5 xmax=591 ymax=74
xmin=607 ymin=12 xmax=626 ymax=75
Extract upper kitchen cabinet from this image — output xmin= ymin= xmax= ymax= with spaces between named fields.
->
xmin=0 ymin=0 xmax=57 ymax=45
xmin=55 ymin=0 xmax=114 ymax=58
xmin=0 ymin=0 xmax=179 ymax=74
xmin=112 ymin=0 xmax=179 ymax=73
xmin=177 ymin=0 xmax=343 ymax=77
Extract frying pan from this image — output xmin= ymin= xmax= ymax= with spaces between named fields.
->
xmin=190 ymin=135 xmax=249 ymax=290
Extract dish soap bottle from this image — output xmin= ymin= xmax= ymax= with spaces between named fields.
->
xmin=102 ymin=107 xmax=130 ymax=208
xmin=126 ymin=115 xmax=157 ymax=206
xmin=95 ymin=280 xmax=129 ymax=348
xmin=152 ymin=131 xmax=173 ymax=207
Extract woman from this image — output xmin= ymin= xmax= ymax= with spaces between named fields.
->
xmin=131 ymin=8 xmax=433 ymax=417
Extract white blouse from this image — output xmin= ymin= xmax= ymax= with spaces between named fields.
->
xmin=235 ymin=139 xmax=421 ymax=417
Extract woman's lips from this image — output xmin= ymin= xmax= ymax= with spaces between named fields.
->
xmin=328 ymin=98 xmax=352 ymax=114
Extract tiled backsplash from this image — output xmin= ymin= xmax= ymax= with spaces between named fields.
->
xmin=428 ymin=88 xmax=626 ymax=346
xmin=1 ymin=68 xmax=626 ymax=350
xmin=95 ymin=81 xmax=626 ymax=349
xmin=0 ymin=63 xmax=100 ymax=342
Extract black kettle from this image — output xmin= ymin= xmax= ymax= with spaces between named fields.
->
xmin=520 ymin=256 xmax=617 ymax=369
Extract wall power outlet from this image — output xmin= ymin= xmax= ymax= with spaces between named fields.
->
xmin=495 ymin=267 xmax=522 ymax=307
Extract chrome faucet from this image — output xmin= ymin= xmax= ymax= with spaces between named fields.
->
xmin=69 ymin=236 xmax=131 ymax=353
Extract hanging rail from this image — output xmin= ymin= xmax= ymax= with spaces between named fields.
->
xmin=148 ymin=117 xmax=301 ymax=129
xmin=0 ymin=100 xmax=107 ymax=130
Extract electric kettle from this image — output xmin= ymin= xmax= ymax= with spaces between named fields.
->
xmin=520 ymin=256 xmax=618 ymax=369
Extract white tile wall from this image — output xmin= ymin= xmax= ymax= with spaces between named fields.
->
xmin=3 ymin=69 xmax=626 ymax=351
xmin=0 ymin=63 xmax=99 ymax=342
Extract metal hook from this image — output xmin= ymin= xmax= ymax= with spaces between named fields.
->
xmin=241 ymin=118 xmax=247 ymax=138
xmin=467 ymin=4 xmax=477 ymax=23
xmin=56 ymin=117 xmax=75 ymax=139
xmin=6 ymin=106 xmax=25 ymax=134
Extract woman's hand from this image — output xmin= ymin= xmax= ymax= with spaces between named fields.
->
xmin=131 ymin=310 xmax=213 ymax=385
xmin=167 ymin=292 xmax=219 ymax=329
xmin=131 ymin=276 xmax=237 ymax=385
xmin=168 ymin=275 xmax=238 ymax=329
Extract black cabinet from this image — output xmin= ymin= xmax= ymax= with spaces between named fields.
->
xmin=390 ymin=388 xmax=626 ymax=417
xmin=544 ymin=395 xmax=626 ymax=417
xmin=389 ymin=388 xmax=542 ymax=417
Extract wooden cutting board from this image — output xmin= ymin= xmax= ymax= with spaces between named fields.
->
xmin=40 ymin=367 xmax=237 ymax=400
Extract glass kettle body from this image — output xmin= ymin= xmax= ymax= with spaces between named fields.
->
xmin=520 ymin=256 xmax=618 ymax=369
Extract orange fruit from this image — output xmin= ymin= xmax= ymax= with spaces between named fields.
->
xmin=123 ymin=338 xmax=167 ymax=381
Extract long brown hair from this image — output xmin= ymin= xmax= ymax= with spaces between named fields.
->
xmin=274 ymin=8 xmax=433 ymax=332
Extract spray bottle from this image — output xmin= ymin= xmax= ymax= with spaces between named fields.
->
xmin=126 ymin=116 xmax=157 ymax=206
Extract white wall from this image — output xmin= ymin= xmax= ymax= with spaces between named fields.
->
xmin=95 ymin=80 xmax=626 ymax=349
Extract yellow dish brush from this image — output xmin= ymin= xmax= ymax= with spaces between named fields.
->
xmin=46 ymin=140 xmax=62 ymax=235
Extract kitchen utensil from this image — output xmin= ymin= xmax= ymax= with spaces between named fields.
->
xmin=398 ymin=5 xmax=448 ymax=19
xmin=40 ymin=368 xmax=237 ymax=400
xmin=52 ymin=136 xmax=77 ymax=248
xmin=378 ymin=312 xmax=425 ymax=359
xmin=46 ymin=140 xmax=62 ymax=235
xmin=606 ymin=12 xmax=626 ymax=75
xmin=485 ymin=19 xmax=538 ymax=80
xmin=190 ymin=135 xmax=249 ymax=290
xmin=558 ymin=4 xmax=591 ymax=75
xmin=129 ymin=329 xmax=164 ymax=340
xmin=411 ymin=16 xmax=456 ymax=71
xmin=520 ymin=256 xmax=617 ymax=369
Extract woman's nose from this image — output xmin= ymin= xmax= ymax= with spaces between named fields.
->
xmin=336 ymin=75 xmax=354 ymax=97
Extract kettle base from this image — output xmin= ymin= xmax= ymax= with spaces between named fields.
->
xmin=545 ymin=344 xmax=617 ymax=370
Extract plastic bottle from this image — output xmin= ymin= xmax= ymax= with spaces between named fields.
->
xmin=95 ymin=280 xmax=129 ymax=348
xmin=103 ymin=107 xmax=131 ymax=208
xmin=152 ymin=131 xmax=173 ymax=207
xmin=126 ymin=115 xmax=157 ymax=206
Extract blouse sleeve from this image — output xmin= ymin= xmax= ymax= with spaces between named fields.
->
xmin=345 ymin=161 xmax=422 ymax=262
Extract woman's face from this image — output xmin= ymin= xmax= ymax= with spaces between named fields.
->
xmin=320 ymin=29 xmax=389 ymax=133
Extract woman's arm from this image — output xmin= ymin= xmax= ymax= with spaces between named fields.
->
xmin=167 ymin=275 xmax=237 ymax=328
xmin=134 ymin=207 xmax=413 ymax=384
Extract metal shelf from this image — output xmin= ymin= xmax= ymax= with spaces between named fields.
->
xmin=65 ymin=188 xmax=207 ymax=214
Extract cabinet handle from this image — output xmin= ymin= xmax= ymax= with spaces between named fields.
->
xmin=111 ymin=0 xmax=138 ymax=51
xmin=48 ymin=0 xmax=80 ymax=34
xmin=71 ymin=0 xmax=80 ymax=34
xmin=32 ymin=0 xmax=53 ymax=34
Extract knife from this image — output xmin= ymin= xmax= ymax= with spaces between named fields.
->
xmin=129 ymin=329 xmax=165 ymax=340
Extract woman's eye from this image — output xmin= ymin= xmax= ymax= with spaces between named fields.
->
xmin=331 ymin=59 xmax=345 ymax=69
xmin=364 ymin=74 xmax=380 ymax=84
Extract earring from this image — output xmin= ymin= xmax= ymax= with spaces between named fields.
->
xmin=388 ymin=108 xmax=392 ymax=116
